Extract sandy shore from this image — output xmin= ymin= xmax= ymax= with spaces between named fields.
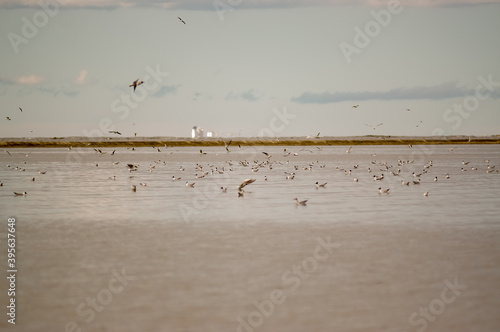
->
xmin=1 ymin=135 xmax=499 ymax=148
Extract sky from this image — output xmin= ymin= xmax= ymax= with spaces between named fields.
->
xmin=0 ymin=0 xmax=500 ymax=138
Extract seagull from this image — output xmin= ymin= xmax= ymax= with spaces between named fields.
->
xmin=223 ymin=139 xmax=232 ymax=153
xmin=109 ymin=131 xmax=122 ymax=135
xmin=129 ymin=79 xmax=144 ymax=92
xmin=178 ymin=16 xmax=186 ymax=24
xmin=4 ymin=150 xmax=11 ymax=156
xmin=406 ymin=108 xmax=411 ymax=111
xmin=365 ymin=123 xmax=383 ymax=130
xmin=185 ymin=182 xmax=195 ymax=188
xmin=352 ymin=105 xmax=359 ymax=108
xmin=434 ymin=177 xmax=438 ymax=182
xmin=445 ymin=174 xmax=450 ymax=179
xmin=140 ymin=183 xmax=147 ymax=186
xmin=423 ymin=191 xmax=429 ymax=197
xmin=6 ymin=117 xmax=11 ymax=121
xmin=315 ymin=132 xmax=320 ymax=138
xmin=262 ymin=152 xmax=272 ymax=159
xmin=462 ymin=160 xmax=469 ymax=165
xmin=18 ymin=107 xmax=23 ymax=112
xmin=238 ymin=178 xmax=256 ymax=192
xmin=294 ymin=198 xmax=308 ymax=206
xmin=199 ymin=149 xmax=207 ymax=155
xmin=346 ymin=146 xmax=352 ymax=154
xmin=413 ymin=179 xmax=421 ymax=185
xmin=172 ymin=176 xmax=182 ymax=181
xmin=315 ymin=182 xmax=327 ymax=189
xmin=401 ymin=180 xmax=410 ymax=186
xmin=353 ymin=178 xmax=358 ymax=182
xmin=220 ymin=187 xmax=227 ymax=193
xmin=37 ymin=170 xmax=46 ymax=174
xmin=378 ymin=187 xmax=390 ymax=194
xmin=131 ymin=185 xmax=137 ymax=192
xmin=14 ymin=192 xmax=27 ymax=196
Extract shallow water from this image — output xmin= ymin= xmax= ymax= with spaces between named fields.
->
xmin=0 ymin=145 xmax=499 ymax=331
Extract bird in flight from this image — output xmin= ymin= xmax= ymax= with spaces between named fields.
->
xmin=238 ymin=178 xmax=256 ymax=192
xmin=365 ymin=123 xmax=383 ymax=130
xmin=129 ymin=79 xmax=144 ymax=92
xmin=109 ymin=131 xmax=122 ymax=135
xmin=352 ymin=105 xmax=359 ymax=109
xmin=223 ymin=139 xmax=232 ymax=153
xmin=178 ymin=17 xmax=186 ymax=24
xmin=18 ymin=107 xmax=23 ymax=112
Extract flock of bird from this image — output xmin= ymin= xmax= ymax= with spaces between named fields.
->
xmin=2 ymin=143 xmax=498 ymax=208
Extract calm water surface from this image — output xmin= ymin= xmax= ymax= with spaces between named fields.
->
xmin=0 ymin=145 xmax=499 ymax=331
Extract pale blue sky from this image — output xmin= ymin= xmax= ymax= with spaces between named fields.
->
xmin=1 ymin=0 xmax=500 ymax=138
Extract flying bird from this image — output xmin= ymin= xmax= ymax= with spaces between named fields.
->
xmin=14 ymin=192 xmax=27 ymax=196
xmin=238 ymin=178 xmax=256 ymax=192
xmin=178 ymin=16 xmax=186 ymax=24
xmin=129 ymin=79 xmax=144 ymax=92
xmin=18 ymin=107 xmax=23 ymax=112
xmin=109 ymin=131 xmax=122 ymax=135
xmin=352 ymin=105 xmax=359 ymax=109
xmin=365 ymin=123 xmax=383 ymax=130
xmin=223 ymin=140 xmax=232 ymax=153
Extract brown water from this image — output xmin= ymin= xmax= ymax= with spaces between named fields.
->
xmin=0 ymin=145 xmax=499 ymax=331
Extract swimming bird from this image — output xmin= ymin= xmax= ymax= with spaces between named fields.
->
xmin=178 ymin=16 xmax=186 ymax=24
xmin=434 ymin=177 xmax=438 ymax=182
xmin=140 ymin=183 xmax=147 ymax=186
xmin=18 ymin=107 xmax=23 ymax=112
xmin=185 ymin=182 xmax=195 ymax=188
xmin=221 ymin=187 xmax=227 ymax=193
xmin=6 ymin=117 xmax=11 ymax=121
xmin=199 ymin=149 xmax=207 ymax=155
xmin=365 ymin=123 xmax=383 ymax=130
xmin=401 ymin=180 xmax=410 ymax=186
xmin=373 ymin=174 xmax=384 ymax=181
xmin=262 ymin=152 xmax=272 ymax=159
xmin=413 ymin=179 xmax=421 ymax=185
xmin=14 ymin=192 xmax=27 ymax=196
xmin=294 ymin=198 xmax=308 ymax=206
xmin=127 ymin=164 xmax=138 ymax=171
xmin=37 ymin=170 xmax=46 ymax=174
xmin=172 ymin=176 xmax=182 ymax=181
xmin=109 ymin=131 xmax=122 ymax=135
xmin=129 ymin=79 xmax=144 ymax=92
xmin=353 ymin=178 xmax=359 ymax=182
xmin=131 ymin=185 xmax=137 ymax=192
xmin=423 ymin=191 xmax=429 ymax=197
xmin=378 ymin=187 xmax=390 ymax=194
xmin=315 ymin=182 xmax=327 ymax=189
xmin=462 ymin=160 xmax=469 ymax=165
xmin=445 ymin=174 xmax=450 ymax=179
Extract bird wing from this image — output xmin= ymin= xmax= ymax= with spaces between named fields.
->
xmin=238 ymin=179 xmax=256 ymax=191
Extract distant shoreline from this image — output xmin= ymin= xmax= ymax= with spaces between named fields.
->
xmin=1 ymin=135 xmax=499 ymax=148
